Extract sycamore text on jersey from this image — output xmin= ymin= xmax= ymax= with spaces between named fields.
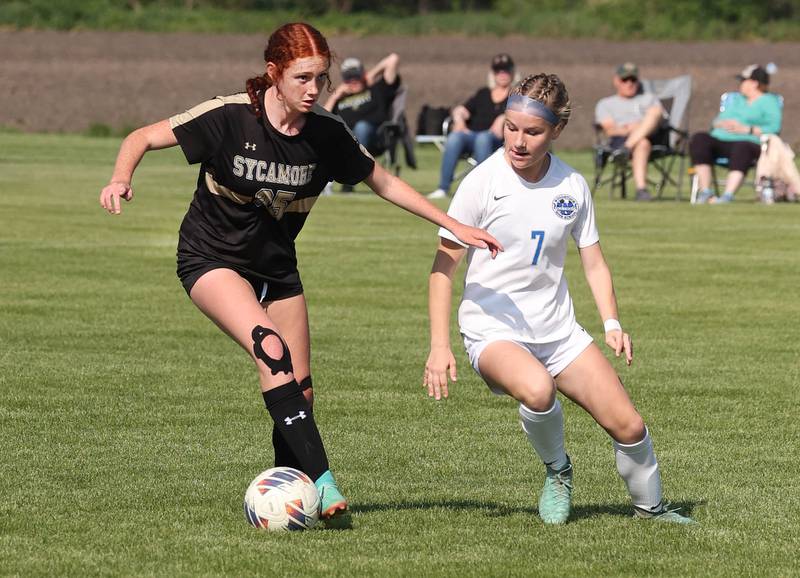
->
xmin=232 ymin=156 xmax=317 ymax=187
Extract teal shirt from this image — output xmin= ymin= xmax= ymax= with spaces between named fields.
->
xmin=710 ymin=92 xmax=782 ymax=144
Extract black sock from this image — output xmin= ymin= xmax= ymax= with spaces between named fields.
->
xmin=272 ymin=425 xmax=302 ymax=470
xmin=263 ymin=380 xmax=328 ymax=481
xmin=271 ymin=376 xmax=314 ymax=469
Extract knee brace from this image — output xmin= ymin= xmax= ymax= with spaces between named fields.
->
xmin=252 ymin=325 xmax=293 ymax=375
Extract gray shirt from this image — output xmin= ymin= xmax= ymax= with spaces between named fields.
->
xmin=595 ymin=93 xmax=661 ymax=126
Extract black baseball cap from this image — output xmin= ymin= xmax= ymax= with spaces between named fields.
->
xmin=736 ymin=64 xmax=769 ymax=85
xmin=491 ymin=53 xmax=514 ymax=72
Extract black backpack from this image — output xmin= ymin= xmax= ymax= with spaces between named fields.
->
xmin=416 ymin=105 xmax=450 ymax=136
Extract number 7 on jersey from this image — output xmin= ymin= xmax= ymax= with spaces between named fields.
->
xmin=531 ymin=230 xmax=545 ymax=265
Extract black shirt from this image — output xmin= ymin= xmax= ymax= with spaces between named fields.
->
xmin=332 ymin=76 xmax=400 ymax=129
xmin=170 ymin=92 xmax=375 ymax=282
xmin=464 ymin=87 xmax=507 ymax=132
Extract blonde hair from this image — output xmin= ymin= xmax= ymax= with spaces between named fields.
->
xmin=511 ymin=73 xmax=571 ymax=127
xmin=487 ymin=70 xmax=521 ymax=89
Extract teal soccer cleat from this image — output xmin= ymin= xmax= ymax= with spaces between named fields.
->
xmin=634 ymin=502 xmax=697 ymax=525
xmin=315 ymin=470 xmax=351 ymax=528
xmin=538 ymin=457 xmax=573 ymax=525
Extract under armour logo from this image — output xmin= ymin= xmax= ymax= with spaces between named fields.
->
xmin=245 ymin=142 xmax=256 ymax=151
xmin=284 ymin=411 xmax=306 ymax=426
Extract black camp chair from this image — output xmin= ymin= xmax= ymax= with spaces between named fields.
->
xmin=371 ymin=84 xmax=416 ymax=175
xmin=593 ymin=75 xmax=692 ymax=200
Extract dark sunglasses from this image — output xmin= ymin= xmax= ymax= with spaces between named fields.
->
xmin=621 ymin=77 xmax=639 ymax=83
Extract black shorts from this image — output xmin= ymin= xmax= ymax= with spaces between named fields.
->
xmin=607 ymin=134 xmax=656 ymax=150
xmin=177 ymin=252 xmax=303 ymax=303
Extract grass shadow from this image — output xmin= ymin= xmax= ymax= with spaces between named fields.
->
xmin=351 ymin=499 xmax=703 ymax=522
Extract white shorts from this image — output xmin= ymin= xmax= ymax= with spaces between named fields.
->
xmin=463 ymin=324 xmax=594 ymax=391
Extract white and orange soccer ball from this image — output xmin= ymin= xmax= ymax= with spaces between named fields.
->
xmin=243 ymin=467 xmax=320 ymax=531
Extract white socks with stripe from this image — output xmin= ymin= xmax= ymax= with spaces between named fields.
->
xmin=519 ymin=399 xmax=569 ymax=471
xmin=613 ymin=427 xmax=663 ymax=511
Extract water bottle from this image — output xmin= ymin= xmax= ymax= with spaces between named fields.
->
xmin=762 ymin=180 xmax=775 ymax=204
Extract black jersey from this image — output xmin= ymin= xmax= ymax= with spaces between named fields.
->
xmin=333 ymin=76 xmax=400 ymax=129
xmin=170 ymin=92 xmax=375 ymax=285
xmin=464 ymin=87 xmax=507 ymax=132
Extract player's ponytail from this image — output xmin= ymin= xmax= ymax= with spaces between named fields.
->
xmin=512 ymin=74 xmax=572 ymax=128
xmin=245 ymin=22 xmax=331 ymax=118
xmin=246 ymin=74 xmax=271 ymax=117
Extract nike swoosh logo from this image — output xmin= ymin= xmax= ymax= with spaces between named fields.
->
xmin=493 ymin=194 xmax=511 ymax=200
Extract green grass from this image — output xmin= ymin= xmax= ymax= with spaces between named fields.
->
xmin=1 ymin=132 xmax=799 ymax=576
xmin=2 ymin=1 xmax=800 ymax=41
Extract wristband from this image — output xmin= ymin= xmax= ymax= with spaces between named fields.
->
xmin=603 ymin=319 xmax=622 ymax=333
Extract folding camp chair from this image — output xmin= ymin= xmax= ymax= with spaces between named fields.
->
xmin=593 ymin=74 xmax=693 ymax=200
xmin=689 ymin=91 xmax=785 ymax=203
xmin=371 ymin=84 xmax=417 ymax=175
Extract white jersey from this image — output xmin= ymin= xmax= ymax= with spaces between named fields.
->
xmin=439 ymin=150 xmax=599 ymax=343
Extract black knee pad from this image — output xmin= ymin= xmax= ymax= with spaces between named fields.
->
xmin=252 ymin=325 xmax=293 ymax=375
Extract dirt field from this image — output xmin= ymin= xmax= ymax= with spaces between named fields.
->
xmin=2 ymin=30 xmax=799 ymax=149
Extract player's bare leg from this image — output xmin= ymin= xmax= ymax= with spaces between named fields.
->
xmin=556 ymin=343 xmax=695 ymax=523
xmin=263 ymin=294 xmax=313 ymax=470
xmin=264 ymin=293 xmax=349 ymax=523
xmin=266 ymin=294 xmax=312 ymax=403
xmin=190 ymin=268 xmax=294 ymax=390
xmin=479 ymin=341 xmax=573 ymax=524
xmin=191 ymin=268 xmax=348 ymax=523
xmin=478 ymin=341 xmax=556 ymax=411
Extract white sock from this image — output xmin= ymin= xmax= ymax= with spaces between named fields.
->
xmin=613 ymin=427 xmax=663 ymax=511
xmin=519 ymin=400 xmax=568 ymax=471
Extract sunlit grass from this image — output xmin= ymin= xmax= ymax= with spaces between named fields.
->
xmin=1 ymin=132 xmax=798 ymax=576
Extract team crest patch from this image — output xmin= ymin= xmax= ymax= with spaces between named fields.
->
xmin=552 ymin=195 xmax=579 ymax=220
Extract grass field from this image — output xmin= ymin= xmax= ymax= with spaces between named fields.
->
xmin=4 ymin=2 xmax=799 ymax=41
xmin=1 ymin=132 xmax=799 ymax=576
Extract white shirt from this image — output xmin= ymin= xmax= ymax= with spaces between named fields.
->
xmin=439 ymin=150 xmax=599 ymax=343
xmin=594 ymin=93 xmax=661 ymax=126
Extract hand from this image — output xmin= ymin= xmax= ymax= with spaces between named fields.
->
xmin=605 ymin=329 xmax=633 ymax=366
xmin=424 ymin=346 xmax=457 ymax=400
xmin=716 ymin=119 xmax=746 ymax=133
xmin=451 ymin=223 xmax=503 ymax=258
xmin=100 ymin=181 xmax=133 ymax=215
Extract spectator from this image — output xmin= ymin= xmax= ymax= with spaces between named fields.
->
xmin=595 ymin=62 xmax=664 ymax=201
xmin=427 ymin=53 xmax=515 ymax=199
xmin=324 ymin=53 xmax=401 ymax=153
xmin=690 ymin=64 xmax=783 ymax=204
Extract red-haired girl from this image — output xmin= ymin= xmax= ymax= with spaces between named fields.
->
xmin=100 ymin=22 xmax=501 ymax=525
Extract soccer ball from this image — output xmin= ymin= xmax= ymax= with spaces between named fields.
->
xmin=243 ymin=467 xmax=320 ymax=531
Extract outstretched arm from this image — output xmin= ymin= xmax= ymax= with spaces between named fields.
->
xmin=424 ymin=239 xmax=466 ymax=400
xmin=99 ymin=119 xmax=178 ymax=214
xmin=579 ymin=242 xmax=632 ymax=365
xmin=364 ymin=163 xmax=502 ymax=256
